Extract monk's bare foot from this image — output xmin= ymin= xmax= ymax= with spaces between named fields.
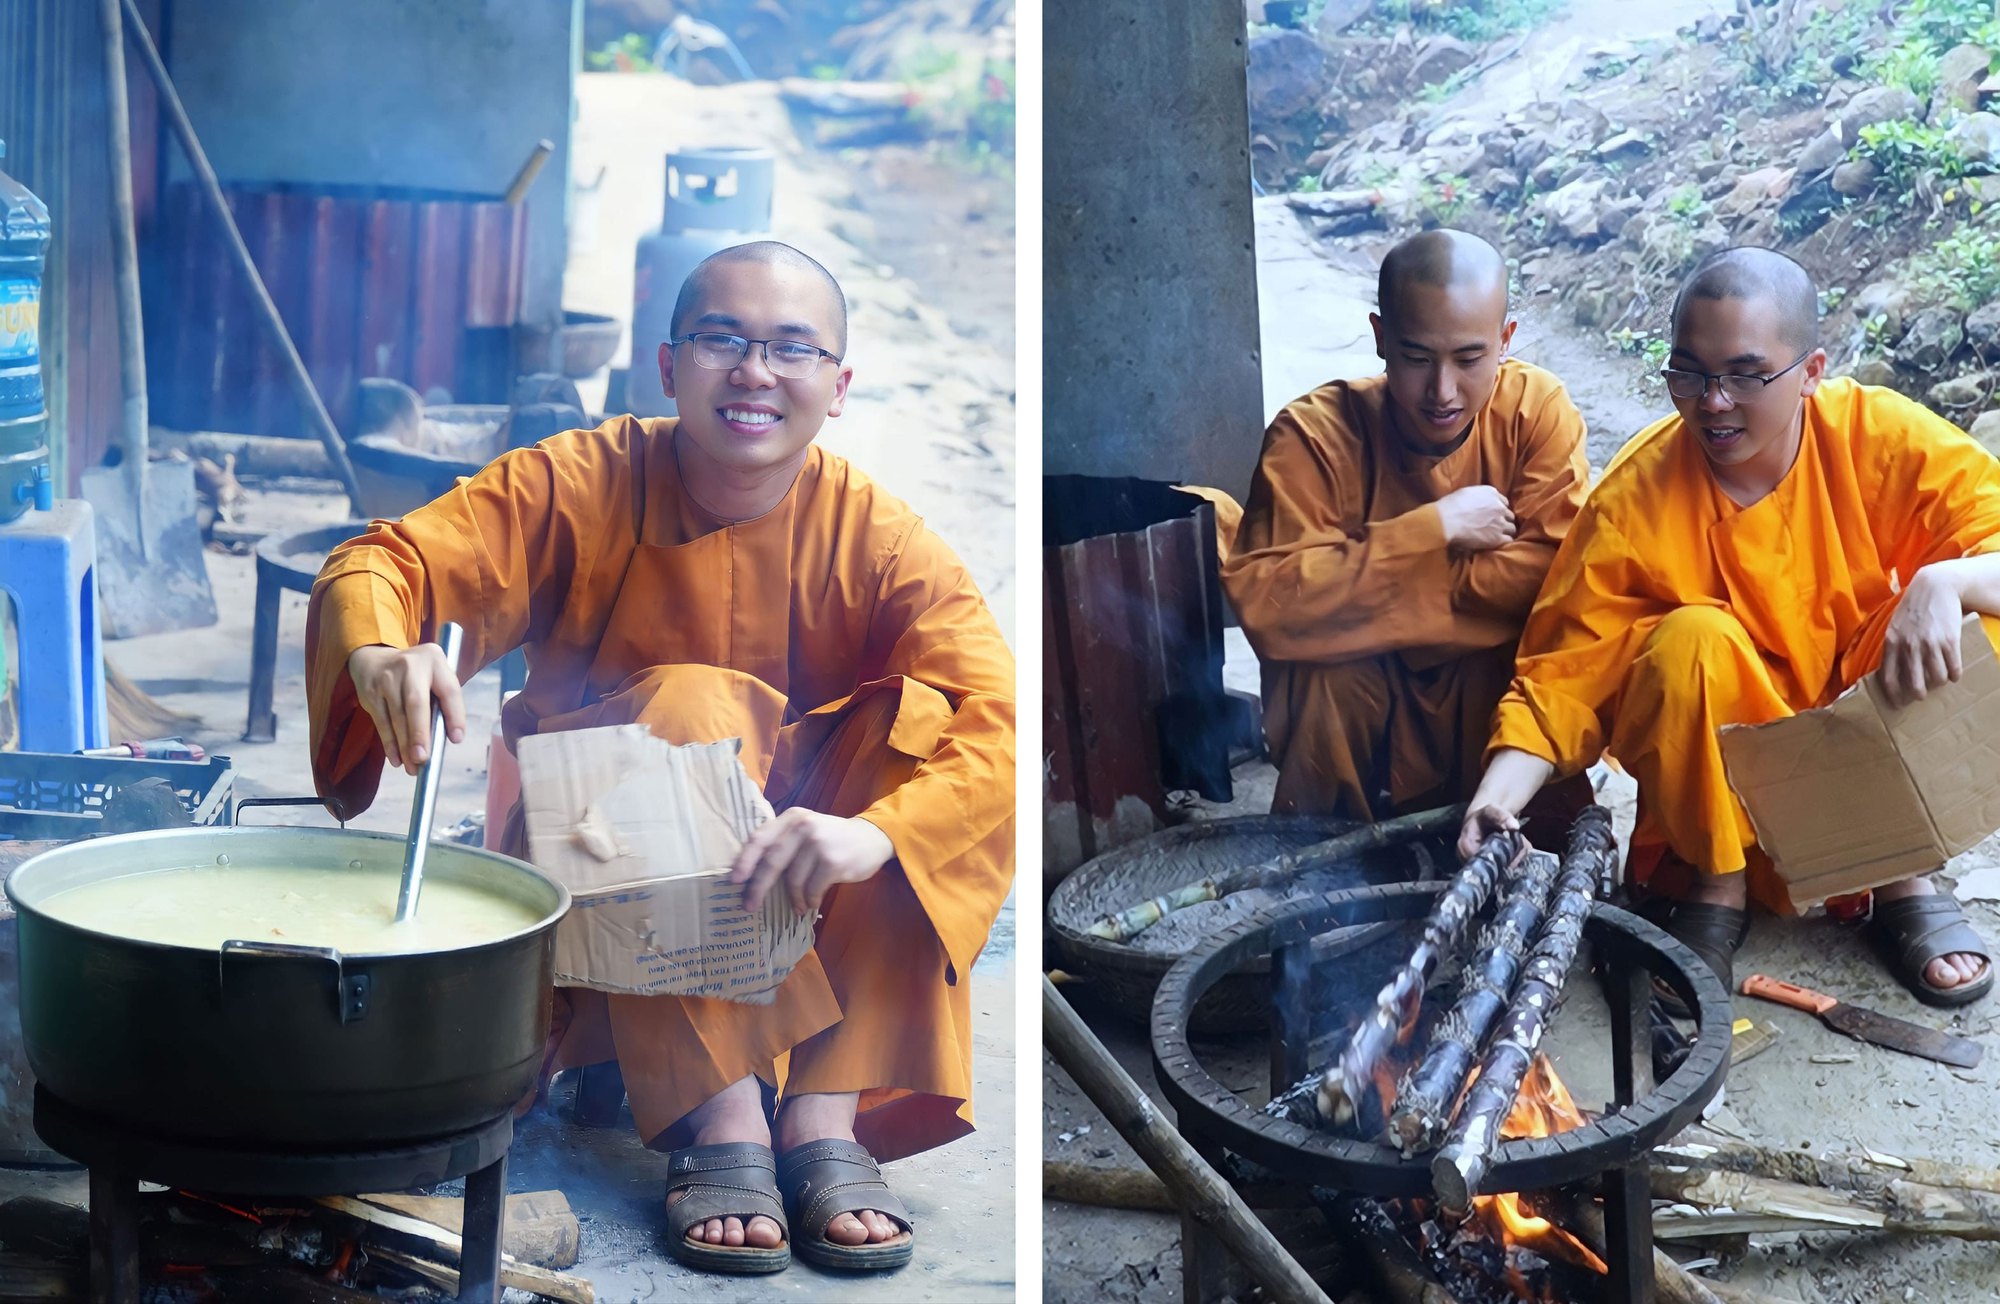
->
xmin=1877 ymin=877 xmax=1990 ymax=991
xmin=670 ymin=1075 xmax=785 ymax=1249
xmin=777 ymin=1091 xmax=904 ymax=1245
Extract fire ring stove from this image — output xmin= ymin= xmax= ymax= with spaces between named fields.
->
xmin=33 ymin=1086 xmax=513 ymax=1304
xmin=1151 ymin=881 xmax=1733 ymax=1304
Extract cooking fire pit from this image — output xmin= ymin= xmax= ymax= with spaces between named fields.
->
xmin=1151 ymin=880 xmax=1733 ymax=1304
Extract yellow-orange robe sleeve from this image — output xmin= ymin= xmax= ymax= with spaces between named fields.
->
xmin=847 ymin=523 xmax=1017 ymax=977
xmin=1486 ymin=503 xmax=1676 ymax=775
xmin=1865 ymin=389 xmax=2000 ymax=569
xmin=1224 ymin=405 xmax=1455 ymax=665
xmin=1450 ymin=382 xmax=1590 ymax=631
xmin=306 ymin=426 xmax=637 ymax=819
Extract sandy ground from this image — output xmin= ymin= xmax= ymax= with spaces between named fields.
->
xmin=1046 ymin=6 xmax=2000 ymax=1294
xmin=0 ymin=70 xmax=1016 ymax=1304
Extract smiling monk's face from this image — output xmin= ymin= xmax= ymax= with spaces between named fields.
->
xmin=1370 ymin=229 xmax=1516 ymax=454
xmin=657 ymin=244 xmax=854 ymax=476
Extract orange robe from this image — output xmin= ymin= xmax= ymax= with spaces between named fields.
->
xmin=1221 ymin=359 xmax=1590 ymax=819
xmin=305 ymin=418 xmax=1015 ymax=1161
xmin=1490 ymin=378 xmax=2000 ymax=913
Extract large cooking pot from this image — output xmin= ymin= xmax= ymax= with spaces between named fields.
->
xmin=5 ymin=825 xmax=569 ymax=1147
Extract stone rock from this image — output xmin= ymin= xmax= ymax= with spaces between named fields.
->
xmin=1563 ymin=100 xmax=1613 ymax=147
xmin=1838 ymin=85 xmax=1923 ymax=142
xmin=1512 ymin=128 xmax=1560 ymax=173
xmin=1483 ymin=134 xmax=1515 ymax=169
xmin=1530 ymin=154 xmax=1569 ymax=191
xmin=1795 ymin=127 xmax=1847 ymax=176
xmin=1306 ymin=147 xmax=1338 ymax=172
xmin=1972 ymin=409 xmax=2000 ymax=456
xmin=1967 ymin=301 xmax=2000 ymax=352
xmin=1247 ymin=30 xmax=1330 ymax=124
xmin=1949 ymin=111 xmax=2000 ymax=167
xmin=1315 ymin=0 xmax=1375 ymax=39
xmin=1928 ymin=373 xmax=1990 ymax=409
xmin=1481 ymin=168 xmax=1523 ymax=195
xmin=1540 ymin=177 xmax=1612 ymax=242
xmin=1983 ymin=71 xmax=2000 ymax=109
xmin=1717 ymin=165 xmax=1797 ymax=217
xmin=1409 ymin=35 xmax=1476 ymax=88
xmin=1853 ymin=358 xmax=1901 ymax=388
xmin=1598 ymin=194 xmax=1645 ymax=238
xmin=1695 ymin=158 xmax=1729 ymax=181
xmin=1831 ymin=157 xmax=1878 ymax=195
xmin=1854 ymin=280 xmax=1914 ymax=340
xmin=1899 ymin=306 xmax=1966 ymax=370
xmin=1594 ymin=130 xmax=1652 ymax=163
xmin=1937 ymin=44 xmax=1991 ymax=117
xmin=1969 ymin=174 xmax=2000 ymax=203
xmin=1571 ymin=283 xmax=1626 ymax=330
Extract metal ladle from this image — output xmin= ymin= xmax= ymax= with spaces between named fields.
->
xmin=395 ymin=621 xmax=464 ymax=923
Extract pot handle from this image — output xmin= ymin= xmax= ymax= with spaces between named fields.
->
xmin=230 ymin=796 xmax=346 ymax=829
xmin=218 ymin=939 xmax=370 ymax=1024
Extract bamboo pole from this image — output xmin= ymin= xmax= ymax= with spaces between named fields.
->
xmin=117 ymin=0 xmax=365 ymax=512
xmin=1042 ymin=975 xmax=1332 ymax=1304
xmin=1087 ymin=804 xmax=1465 ymax=941
xmin=1658 ymin=1135 xmax=2000 ymax=1197
xmin=1650 ymin=1166 xmax=2000 ymax=1242
xmin=96 ymin=0 xmax=149 ymax=556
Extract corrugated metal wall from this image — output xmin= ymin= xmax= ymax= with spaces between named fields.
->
xmin=0 ymin=0 xmax=162 ymax=495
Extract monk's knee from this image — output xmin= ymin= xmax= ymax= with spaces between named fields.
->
xmin=1633 ymin=606 xmax=1756 ymax=690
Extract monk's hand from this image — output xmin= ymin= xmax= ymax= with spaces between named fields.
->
xmin=346 ymin=642 xmax=468 ymax=776
xmin=731 ymin=811 xmax=895 ymax=916
xmin=1436 ymin=485 xmax=1516 ymax=552
xmin=1879 ymin=566 xmax=1966 ymax=707
xmin=1457 ymin=804 xmax=1522 ymax=862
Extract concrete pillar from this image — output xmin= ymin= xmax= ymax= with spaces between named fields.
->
xmin=1044 ymin=2 xmax=1266 ymax=504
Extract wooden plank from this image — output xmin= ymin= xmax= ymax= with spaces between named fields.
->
xmin=313 ymin=1197 xmax=595 ymax=1303
xmin=355 ymin=1190 xmax=578 ymax=1268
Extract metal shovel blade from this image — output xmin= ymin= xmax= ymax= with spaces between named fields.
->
xmin=81 ymin=460 xmax=218 ymax=638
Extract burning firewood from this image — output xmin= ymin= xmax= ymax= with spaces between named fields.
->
xmin=1312 ymin=1191 xmax=1462 ymax=1304
xmin=1085 ymin=804 xmax=1465 ymax=942
xmin=1430 ymin=808 xmax=1616 ymax=1212
xmin=1389 ymin=850 xmax=1562 ymax=1156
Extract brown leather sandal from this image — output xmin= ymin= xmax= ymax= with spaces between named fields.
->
xmin=664 ymin=1142 xmax=791 ymax=1275
xmin=776 ymin=1138 xmax=914 ymax=1272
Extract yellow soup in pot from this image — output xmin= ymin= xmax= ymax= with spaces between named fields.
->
xmin=40 ymin=865 xmax=545 ymax=953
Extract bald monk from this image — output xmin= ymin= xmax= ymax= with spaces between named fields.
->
xmin=1222 ymin=229 xmax=1591 ymax=824
xmin=1461 ymin=246 xmax=1996 ymax=1011
xmin=305 ymin=242 xmax=1014 ymax=1275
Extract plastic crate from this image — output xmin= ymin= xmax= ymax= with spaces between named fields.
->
xmin=0 ymin=752 xmax=233 ymax=839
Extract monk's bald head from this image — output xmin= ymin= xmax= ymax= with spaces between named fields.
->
xmin=1671 ymin=247 xmax=1819 ymax=352
xmin=1376 ymin=229 xmax=1510 ymax=327
xmin=671 ymin=240 xmax=849 ymax=354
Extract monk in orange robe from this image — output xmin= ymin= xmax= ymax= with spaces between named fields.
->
xmin=305 ymin=243 xmax=1015 ymax=1275
xmin=1222 ymin=229 xmax=1591 ymax=824
xmin=1462 ymin=247 xmax=1995 ymax=1010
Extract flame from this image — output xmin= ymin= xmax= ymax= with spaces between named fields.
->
xmin=1469 ymin=1054 xmax=1608 ymax=1276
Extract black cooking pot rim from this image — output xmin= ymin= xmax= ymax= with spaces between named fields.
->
xmin=4 ymin=825 xmax=572 ymax=959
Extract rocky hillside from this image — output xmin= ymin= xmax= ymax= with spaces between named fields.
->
xmin=1251 ymin=0 xmax=2000 ymax=450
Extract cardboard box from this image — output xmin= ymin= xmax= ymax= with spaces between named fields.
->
xmin=1719 ymin=615 xmax=2000 ymax=907
xmin=516 ymin=724 xmax=814 ymax=1003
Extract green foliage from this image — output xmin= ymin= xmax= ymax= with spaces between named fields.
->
xmin=1365 ymin=0 xmax=1566 ymax=44
xmin=1895 ymin=0 xmax=2000 ymax=54
xmin=1666 ymin=183 xmax=1708 ymax=222
xmin=1418 ymin=174 xmax=1473 ymax=225
xmin=1294 ymin=173 xmax=1324 ymax=193
xmin=1754 ymin=5 xmax=1872 ymax=100
xmin=1906 ymin=223 xmax=2000 ymax=310
xmin=1857 ymin=119 xmax=1969 ymax=193
xmin=1611 ymin=328 xmax=1671 ymax=373
xmin=586 ymin=33 xmax=655 ymax=73
xmin=1863 ymin=40 xmax=1944 ymax=101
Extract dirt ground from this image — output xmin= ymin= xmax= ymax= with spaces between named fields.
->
xmin=0 ymin=67 xmax=1015 ymax=1304
xmin=1046 ymin=4 xmax=2000 ymax=1299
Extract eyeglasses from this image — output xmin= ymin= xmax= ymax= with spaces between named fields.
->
xmin=671 ymin=333 xmax=841 ymax=379
xmin=1659 ymin=348 xmax=1813 ymax=403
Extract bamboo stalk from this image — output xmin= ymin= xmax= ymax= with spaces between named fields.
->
xmin=1316 ymin=828 xmax=1527 ymax=1132
xmin=1086 ymin=804 xmax=1465 ymax=942
xmin=1431 ymin=807 xmax=1615 ymax=1211
xmin=1389 ymin=849 xmax=1561 ymax=1155
xmin=1042 ymin=975 xmax=1333 ymax=1304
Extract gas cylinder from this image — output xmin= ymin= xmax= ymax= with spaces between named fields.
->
xmin=624 ymin=147 xmax=775 ymax=418
xmin=0 ymin=140 xmax=52 ymax=521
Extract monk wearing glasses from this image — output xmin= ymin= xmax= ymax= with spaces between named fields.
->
xmin=1461 ymin=246 xmax=1997 ymax=1013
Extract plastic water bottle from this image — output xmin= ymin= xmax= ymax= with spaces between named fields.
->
xmin=0 ymin=139 xmax=52 ymax=521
